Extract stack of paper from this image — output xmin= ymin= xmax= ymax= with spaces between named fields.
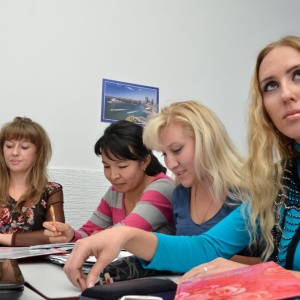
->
xmin=46 ymin=249 xmax=133 ymax=274
xmin=0 ymin=243 xmax=75 ymax=260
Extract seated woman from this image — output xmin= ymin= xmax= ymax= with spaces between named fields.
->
xmin=143 ymin=101 xmax=261 ymax=264
xmin=0 ymin=117 xmax=65 ymax=246
xmin=44 ymin=120 xmax=175 ymax=243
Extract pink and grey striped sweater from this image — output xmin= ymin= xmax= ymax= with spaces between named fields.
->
xmin=73 ymin=172 xmax=175 ymax=241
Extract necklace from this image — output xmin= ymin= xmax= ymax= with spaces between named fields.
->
xmin=193 ymin=185 xmax=214 ymax=225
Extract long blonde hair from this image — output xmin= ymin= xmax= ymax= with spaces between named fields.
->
xmin=143 ymin=100 xmax=249 ymax=203
xmin=246 ymin=35 xmax=300 ymax=260
xmin=0 ymin=117 xmax=52 ymax=210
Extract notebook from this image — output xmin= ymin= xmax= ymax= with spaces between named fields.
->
xmin=175 ymin=261 xmax=300 ymax=300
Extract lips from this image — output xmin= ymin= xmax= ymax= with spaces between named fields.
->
xmin=10 ymin=160 xmax=21 ymax=164
xmin=176 ymin=170 xmax=185 ymax=176
xmin=283 ymin=109 xmax=300 ymax=119
xmin=113 ymin=183 xmax=125 ymax=188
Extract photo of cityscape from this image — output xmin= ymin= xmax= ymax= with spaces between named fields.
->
xmin=101 ymin=79 xmax=159 ymax=125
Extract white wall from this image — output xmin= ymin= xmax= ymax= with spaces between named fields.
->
xmin=1 ymin=0 xmax=300 ymax=228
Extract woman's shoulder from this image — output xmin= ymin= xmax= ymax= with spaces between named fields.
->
xmin=152 ymin=172 xmax=175 ymax=183
xmin=45 ymin=182 xmax=62 ymax=195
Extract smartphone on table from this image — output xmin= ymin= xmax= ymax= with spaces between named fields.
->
xmin=0 ymin=259 xmax=25 ymax=300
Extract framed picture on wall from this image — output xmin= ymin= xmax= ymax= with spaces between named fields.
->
xmin=101 ymin=79 xmax=159 ymax=126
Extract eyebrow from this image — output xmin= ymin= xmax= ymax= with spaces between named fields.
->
xmin=260 ymin=64 xmax=300 ymax=87
xmin=102 ymin=158 xmax=127 ymax=164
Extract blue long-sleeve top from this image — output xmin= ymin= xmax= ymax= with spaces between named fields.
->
xmin=141 ymin=203 xmax=251 ymax=273
xmin=141 ymin=200 xmax=300 ymax=272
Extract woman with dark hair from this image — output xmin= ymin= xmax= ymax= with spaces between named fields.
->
xmin=0 ymin=116 xmax=65 ymax=246
xmin=44 ymin=120 xmax=175 ymax=243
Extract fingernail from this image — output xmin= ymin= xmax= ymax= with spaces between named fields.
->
xmin=88 ymin=281 xmax=95 ymax=288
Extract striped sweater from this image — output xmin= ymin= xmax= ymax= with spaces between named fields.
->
xmin=73 ymin=172 xmax=175 ymax=241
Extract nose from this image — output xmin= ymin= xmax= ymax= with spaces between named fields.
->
xmin=281 ymin=81 xmax=297 ymax=103
xmin=12 ymin=145 xmax=19 ymax=156
xmin=164 ymin=155 xmax=179 ymax=171
xmin=109 ymin=168 xmax=120 ymax=180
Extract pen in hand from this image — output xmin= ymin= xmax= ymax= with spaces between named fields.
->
xmin=50 ymin=205 xmax=58 ymax=235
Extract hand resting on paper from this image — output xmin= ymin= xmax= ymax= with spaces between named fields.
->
xmin=43 ymin=221 xmax=75 ymax=243
xmin=177 ymin=257 xmax=248 ymax=283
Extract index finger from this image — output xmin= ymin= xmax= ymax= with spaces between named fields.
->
xmin=64 ymin=250 xmax=88 ymax=288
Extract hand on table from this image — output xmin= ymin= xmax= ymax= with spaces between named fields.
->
xmin=177 ymin=257 xmax=247 ymax=283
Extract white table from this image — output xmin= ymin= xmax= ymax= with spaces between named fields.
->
xmin=18 ymin=258 xmax=81 ymax=299
xmin=17 ymin=257 xmax=180 ymax=300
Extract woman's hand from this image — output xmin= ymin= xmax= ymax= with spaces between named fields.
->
xmin=177 ymin=257 xmax=248 ymax=283
xmin=63 ymin=227 xmax=127 ymax=290
xmin=0 ymin=233 xmax=13 ymax=246
xmin=43 ymin=221 xmax=74 ymax=243
xmin=63 ymin=226 xmax=157 ymax=291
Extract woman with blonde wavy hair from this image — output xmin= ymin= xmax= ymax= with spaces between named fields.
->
xmin=63 ymin=36 xmax=300 ymax=290
xmin=0 ymin=117 xmax=65 ymax=246
xmin=246 ymin=35 xmax=300 ymax=269
xmin=143 ymin=101 xmax=258 ymax=264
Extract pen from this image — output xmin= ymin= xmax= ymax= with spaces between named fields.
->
xmin=50 ymin=205 xmax=58 ymax=235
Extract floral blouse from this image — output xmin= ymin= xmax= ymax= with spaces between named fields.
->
xmin=0 ymin=182 xmax=65 ymax=246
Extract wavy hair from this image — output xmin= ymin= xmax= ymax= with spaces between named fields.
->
xmin=0 ymin=117 xmax=52 ymax=210
xmin=143 ymin=100 xmax=249 ymax=203
xmin=246 ymin=35 xmax=300 ymax=260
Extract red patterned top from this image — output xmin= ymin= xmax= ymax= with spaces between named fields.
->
xmin=0 ymin=182 xmax=65 ymax=246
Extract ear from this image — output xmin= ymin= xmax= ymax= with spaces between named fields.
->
xmin=143 ymin=154 xmax=151 ymax=170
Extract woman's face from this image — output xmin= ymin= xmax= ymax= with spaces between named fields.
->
xmin=259 ymin=45 xmax=300 ymax=143
xmin=102 ymin=150 xmax=148 ymax=193
xmin=3 ymin=139 xmax=37 ymax=175
xmin=158 ymin=121 xmax=196 ymax=188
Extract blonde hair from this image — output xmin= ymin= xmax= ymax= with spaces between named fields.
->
xmin=0 ymin=117 xmax=52 ymax=210
xmin=246 ymin=35 xmax=300 ymax=260
xmin=143 ymin=100 xmax=249 ymax=203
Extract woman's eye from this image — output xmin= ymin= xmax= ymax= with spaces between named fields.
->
xmin=263 ymin=81 xmax=278 ymax=92
xmin=119 ymin=165 xmax=127 ymax=169
xmin=293 ymin=69 xmax=300 ymax=80
xmin=21 ymin=146 xmax=29 ymax=150
xmin=173 ymin=147 xmax=182 ymax=154
xmin=5 ymin=144 xmax=13 ymax=149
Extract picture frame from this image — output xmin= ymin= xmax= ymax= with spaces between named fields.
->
xmin=101 ymin=79 xmax=159 ymax=126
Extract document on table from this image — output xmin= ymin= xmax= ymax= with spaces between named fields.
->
xmin=0 ymin=243 xmax=75 ymax=260
xmin=30 ymin=242 xmax=75 ymax=250
xmin=46 ymin=249 xmax=133 ymax=273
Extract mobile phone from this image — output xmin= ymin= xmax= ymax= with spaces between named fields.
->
xmin=0 ymin=259 xmax=25 ymax=300
xmin=120 ymin=297 xmax=163 ymax=300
